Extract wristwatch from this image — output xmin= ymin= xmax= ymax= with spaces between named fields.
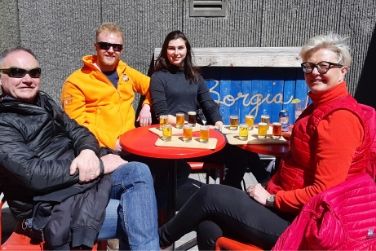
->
xmin=265 ymin=195 xmax=275 ymax=207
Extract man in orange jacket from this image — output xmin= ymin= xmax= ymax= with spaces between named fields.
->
xmin=61 ymin=22 xmax=152 ymax=151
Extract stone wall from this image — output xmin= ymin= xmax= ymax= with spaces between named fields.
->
xmin=0 ymin=0 xmax=375 ymax=103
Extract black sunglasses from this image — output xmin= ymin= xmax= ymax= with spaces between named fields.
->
xmin=301 ymin=61 xmax=343 ymax=74
xmin=0 ymin=67 xmax=41 ymax=78
xmin=96 ymin=41 xmax=123 ymax=52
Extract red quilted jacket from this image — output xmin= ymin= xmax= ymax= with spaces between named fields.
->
xmin=267 ymin=94 xmax=371 ymax=194
xmin=273 ymin=173 xmax=376 ymax=250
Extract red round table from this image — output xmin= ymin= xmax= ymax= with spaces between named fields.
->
xmin=238 ymin=143 xmax=289 ymax=158
xmin=120 ymin=125 xmax=226 ymax=159
xmin=120 ymin=125 xmax=226 ymax=222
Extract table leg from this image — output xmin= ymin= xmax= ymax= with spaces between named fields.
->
xmin=165 ymin=161 xmax=178 ymax=220
xmin=163 ymin=161 xmax=177 ymax=250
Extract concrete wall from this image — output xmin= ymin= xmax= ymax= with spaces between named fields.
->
xmin=0 ymin=0 xmax=375 ymax=103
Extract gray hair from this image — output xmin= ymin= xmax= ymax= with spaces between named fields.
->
xmin=300 ymin=33 xmax=352 ymax=66
xmin=0 ymin=47 xmax=38 ymax=67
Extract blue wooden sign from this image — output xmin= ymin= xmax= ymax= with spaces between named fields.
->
xmin=202 ymin=67 xmax=309 ymax=124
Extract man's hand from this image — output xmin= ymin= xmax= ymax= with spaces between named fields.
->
xmin=137 ymin=104 xmax=152 ymax=126
xmin=246 ymin=183 xmax=272 ymax=206
xmin=114 ymin=139 xmax=122 ymax=152
xmin=101 ymin=154 xmax=128 ymax=174
xmin=70 ymin=149 xmax=100 ymax=182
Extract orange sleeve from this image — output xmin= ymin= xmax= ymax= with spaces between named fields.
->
xmin=61 ymin=81 xmax=88 ymax=127
xmin=275 ymin=109 xmax=364 ymax=213
xmin=127 ymin=67 xmax=151 ymax=105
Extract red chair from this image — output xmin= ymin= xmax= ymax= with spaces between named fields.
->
xmin=188 ymin=161 xmax=224 ymax=184
xmin=0 ymin=193 xmax=107 ymax=251
xmin=215 ymin=237 xmax=263 ymax=251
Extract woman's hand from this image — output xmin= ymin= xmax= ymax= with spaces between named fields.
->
xmin=246 ymin=183 xmax=272 ymax=206
xmin=282 ymin=124 xmax=294 ymax=140
xmin=214 ymin=121 xmax=224 ymax=130
xmin=167 ymin=114 xmax=176 ymax=124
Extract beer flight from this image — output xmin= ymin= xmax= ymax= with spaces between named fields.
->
xmin=159 ymin=111 xmax=209 ymax=143
xmin=228 ymin=110 xmax=289 ymax=141
xmin=159 ymin=109 xmax=289 ymax=142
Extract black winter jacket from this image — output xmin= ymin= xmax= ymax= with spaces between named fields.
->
xmin=0 ymin=92 xmax=111 ymax=247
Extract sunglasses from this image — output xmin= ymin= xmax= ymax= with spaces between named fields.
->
xmin=0 ymin=67 xmax=41 ymax=78
xmin=96 ymin=41 xmax=123 ymax=52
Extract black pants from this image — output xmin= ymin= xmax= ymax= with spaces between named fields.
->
xmin=201 ymin=144 xmax=269 ymax=189
xmin=159 ymin=185 xmax=294 ymax=250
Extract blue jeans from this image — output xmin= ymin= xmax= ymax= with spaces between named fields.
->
xmin=98 ymin=161 xmax=159 ymax=250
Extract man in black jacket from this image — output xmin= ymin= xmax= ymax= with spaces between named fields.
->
xmin=0 ymin=47 xmax=159 ymax=250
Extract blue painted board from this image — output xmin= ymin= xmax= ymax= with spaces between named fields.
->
xmin=201 ymin=67 xmax=309 ymax=124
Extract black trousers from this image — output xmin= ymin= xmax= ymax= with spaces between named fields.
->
xmin=159 ymin=184 xmax=294 ymax=250
xmin=201 ymin=144 xmax=269 ymax=189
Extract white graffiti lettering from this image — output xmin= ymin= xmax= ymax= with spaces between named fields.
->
xmin=208 ymin=80 xmax=294 ymax=117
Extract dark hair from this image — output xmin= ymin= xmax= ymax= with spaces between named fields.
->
xmin=154 ymin=30 xmax=202 ymax=83
xmin=0 ymin=47 xmax=38 ymax=66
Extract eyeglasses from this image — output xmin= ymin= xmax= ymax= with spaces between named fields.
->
xmin=0 ymin=67 xmax=41 ymax=78
xmin=301 ymin=61 xmax=343 ymax=74
xmin=96 ymin=41 xmax=123 ymax=52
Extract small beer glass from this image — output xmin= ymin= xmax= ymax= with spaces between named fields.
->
xmin=272 ymin=122 xmax=282 ymax=137
xmin=261 ymin=114 xmax=270 ymax=125
xmin=182 ymin=124 xmax=192 ymax=142
xmin=188 ymin=111 xmax=197 ymax=127
xmin=238 ymin=124 xmax=249 ymax=140
xmin=229 ymin=115 xmax=239 ymax=130
xmin=199 ymin=125 xmax=209 ymax=143
xmin=161 ymin=124 xmax=172 ymax=141
xmin=258 ymin=122 xmax=268 ymax=137
xmin=159 ymin=115 xmax=168 ymax=130
xmin=245 ymin=115 xmax=254 ymax=129
xmin=175 ymin=112 xmax=185 ymax=129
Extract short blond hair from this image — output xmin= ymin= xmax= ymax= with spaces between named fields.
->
xmin=300 ymin=33 xmax=352 ymax=66
xmin=95 ymin=22 xmax=124 ymax=42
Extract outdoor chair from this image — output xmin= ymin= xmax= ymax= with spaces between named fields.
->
xmin=0 ymin=192 xmax=107 ymax=251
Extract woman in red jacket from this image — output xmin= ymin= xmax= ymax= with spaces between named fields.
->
xmin=158 ymin=33 xmax=371 ymax=250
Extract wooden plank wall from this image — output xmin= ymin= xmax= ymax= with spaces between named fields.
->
xmin=202 ymin=67 xmax=308 ymax=124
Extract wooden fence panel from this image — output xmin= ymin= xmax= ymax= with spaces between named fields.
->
xmin=202 ymin=67 xmax=309 ymax=125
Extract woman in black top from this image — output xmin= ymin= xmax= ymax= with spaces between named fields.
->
xmin=150 ymin=31 xmax=222 ymax=127
xmin=150 ymin=31 xmax=266 ymax=190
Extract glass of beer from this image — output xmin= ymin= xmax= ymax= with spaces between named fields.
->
xmin=175 ymin=112 xmax=185 ymax=129
xmin=159 ymin=115 xmax=168 ymax=130
xmin=261 ymin=114 xmax=270 ymax=125
xmin=245 ymin=115 xmax=254 ymax=129
xmin=161 ymin=124 xmax=172 ymax=141
xmin=272 ymin=122 xmax=282 ymax=137
xmin=188 ymin=111 xmax=197 ymax=127
xmin=182 ymin=124 xmax=192 ymax=142
xmin=229 ymin=115 xmax=239 ymax=130
xmin=238 ymin=124 xmax=249 ymax=140
xmin=258 ymin=122 xmax=268 ymax=138
xmin=199 ymin=125 xmax=209 ymax=143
